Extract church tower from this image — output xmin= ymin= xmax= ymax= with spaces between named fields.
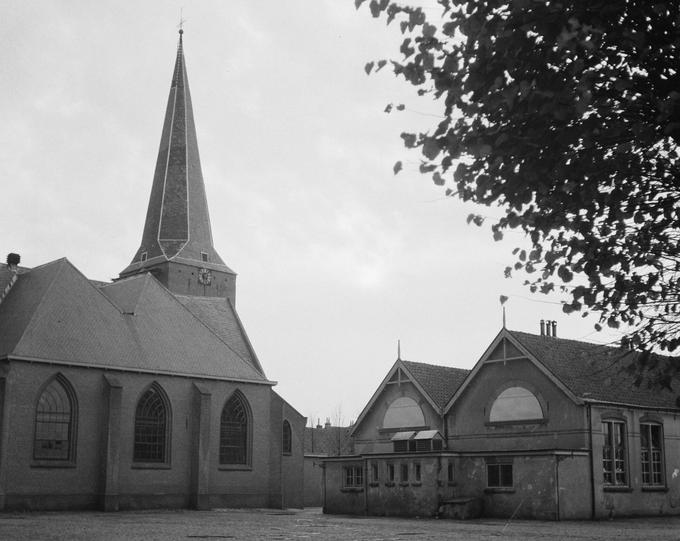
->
xmin=119 ymin=30 xmax=236 ymax=302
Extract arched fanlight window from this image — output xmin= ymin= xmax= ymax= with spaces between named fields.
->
xmin=34 ymin=374 xmax=77 ymax=462
xmin=282 ymin=420 xmax=292 ymax=455
xmin=220 ymin=391 xmax=251 ymax=465
xmin=489 ymin=386 xmax=543 ymax=422
xmin=133 ymin=383 xmax=171 ymax=463
xmin=383 ymin=397 xmax=425 ymax=429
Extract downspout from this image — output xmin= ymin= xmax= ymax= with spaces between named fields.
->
xmin=587 ymin=403 xmax=596 ymax=520
xmin=364 ymin=457 xmax=369 ymax=516
xmin=554 ymin=455 xmax=560 ymax=520
xmin=321 ymin=461 xmax=327 ymax=513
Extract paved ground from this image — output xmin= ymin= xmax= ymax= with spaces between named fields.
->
xmin=1 ymin=507 xmax=680 ymax=540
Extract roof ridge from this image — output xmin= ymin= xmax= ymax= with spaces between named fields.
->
xmin=225 ymin=296 xmax=265 ymax=376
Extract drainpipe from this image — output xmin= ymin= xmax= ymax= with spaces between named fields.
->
xmin=554 ymin=455 xmax=560 ymax=520
xmin=587 ymin=403 xmax=596 ymax=520
xmin=321 ymin=461 xmax=327 ymax=513
xmin=364 ymin=457 xmax=369 ymax=516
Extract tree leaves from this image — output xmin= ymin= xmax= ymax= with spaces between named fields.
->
xmin=359 ymin=0 xmax=680 ymax=384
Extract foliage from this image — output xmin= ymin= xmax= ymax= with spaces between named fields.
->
xmin=358 ymin=0 xmax=680 ymax=358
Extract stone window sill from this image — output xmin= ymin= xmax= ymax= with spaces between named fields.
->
xmin=218 ymin=464 xmax=252 ymax=471
xmin=132 ymin=462 xmax=171 ymax=470
xmin=411 ymin=482 xmax=422 ymax=487
xmin=31 ymin=460 xmax=76 ymax=469
xmin=642 ymin=486 xmax=668 ymax=492
xmin=399 ymin=482 xmax=409 ymax=487
xmin=603 ymin=486 xmax=633 ymax=492
xmin=385 ymin=482 xmax=395 ymax=487
xmin=340 ymin=487 xmax=364 ymax=493
xmin=484 ymin=487 xmax=514 ymax=493
xmin=368 ymin=482 xmax=380 ymax=487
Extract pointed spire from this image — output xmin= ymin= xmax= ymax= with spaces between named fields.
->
xmin=397 ymin=339 xmax=401 ymax=361
xmin=121 ymin=31 xmax=233 ymax=281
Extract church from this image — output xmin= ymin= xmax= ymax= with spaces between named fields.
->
xmin=323 ymin=326 xmax=680 ymax=520
xmin=0 ymin=31 xmax=304 ymax=511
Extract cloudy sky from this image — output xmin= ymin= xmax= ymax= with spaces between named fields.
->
xmin=1 ymin=0 xmax=622 ymax=425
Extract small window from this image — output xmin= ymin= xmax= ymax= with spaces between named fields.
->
xmin=401 ymin=463 xmax=409 ymax=482
xmin=371 ymin=463 xmax=379 ymax=483
xmin=640 ymin=423 xmax=664 ymax=486
xmin=282 ymin=420 xmax=292 ymax=455
xmin=447 ymin=462 xmax=454 ymax=483
xmin=387 ymin=463 xmax=395 ymax=482
xmin=140 ymin=251 xmax=147 ymax=262
xmin=33 ymin=375 xmax=77 ymax=462
xmin=414 ymin=462 xmax=421 ymax=482
xmin=487 ymin=462 xmax=513 ymax=488
xmin=201 ymin=252 xmax=209 ymax=262
xmin=603 ymin=420 xmax=627 ymax=486
xmin=344 ymin=466 xmax=363 ymax=488
xmin=133 ymin=383 xmax=170 ymax=464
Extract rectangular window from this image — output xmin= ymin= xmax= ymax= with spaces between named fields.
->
xmin=603 ymin=420 xmax=627 ymax=486
xmin=371 ymin=463 xmax=379 ymax=483
xmin=641 ymin=423 xmax=664 ymax=486
xmin=447 ymin=462 xmax=454 ymax=483
xmin=401 ymin=463 xmax=409 ymax=482
xmin=414 ymin=462 xmax=421 ymax=482
xmin=487 ymin=463 xmax=513 ymax=488
xmin=387 ymin=463 xmax=395 ymax=483
xmin=140 ymin=251 xmax=147 ymax=262
xmin=201 ymin=252 xmax=209 ymax=262
xmin=344 ymin=466 xmax=363 ymax=488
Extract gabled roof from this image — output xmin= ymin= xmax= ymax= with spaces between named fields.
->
xmin=509 ymin=330 xmax=680 ymax=410
xmin=0 ymin=258 xmax=271 ymax=384
xmin=350 ymin=358 xmax=469 ymax=437
xmin=445 ymin=327 xmax=680 ymax=412
xmin=401 ymin=360 xmax=469 ymax=410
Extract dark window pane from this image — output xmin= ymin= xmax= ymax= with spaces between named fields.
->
xmin=133 ymin=385 xmax=168 ymax=462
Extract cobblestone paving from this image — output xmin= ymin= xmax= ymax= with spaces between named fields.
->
xmin=1 ymin=507 xmax=679 ymax=541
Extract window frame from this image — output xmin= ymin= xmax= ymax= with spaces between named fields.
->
xmin=343 ymin=465 xmax=364 ymax=488
xmin=32 ymin=374 xmax=78 ymax=467
xmin=282 ymin=419 xmax=292 ymax=456
xmin=400 ymin=463 xmax=409 ymax=484
xmin=640 ymin=422 xmax=665 ymax=488
xmin=132 ymin=382 xmax=171 ymax=468
xmin=602 ymin=419 xmax=628 ymax=487
xmin=486 ymin=460 xmax=513 ymax=490
xmin=486 ymin=382 xmax=546 ymax=425
xmin=219 ymin=390 xmax=252 ymax=469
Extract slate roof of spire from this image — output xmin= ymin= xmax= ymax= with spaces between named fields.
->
xmin=0 ymin=259 xmax=270 ymax=384
xmin=121 ymin=32 xmax=232 ymax=277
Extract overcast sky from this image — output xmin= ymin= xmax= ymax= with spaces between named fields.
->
xmin=1 ymin=0 xmax=623 ymax=425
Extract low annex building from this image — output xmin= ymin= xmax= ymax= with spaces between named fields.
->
xmin=0 ymin=31 xmax=304 ymax=511
xmin=323 ymin=327 xmax=680 ymax=520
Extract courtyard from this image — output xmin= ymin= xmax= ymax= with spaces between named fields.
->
xmin=0 ymin=507 xmax=679 ymax=540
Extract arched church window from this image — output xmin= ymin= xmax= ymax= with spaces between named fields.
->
xmin=489 ymin=386 xmax=543 ymax=422
xmin=383 ymin=397 xmax=425 ymax=429
xmin=282 ymin=420 xmax=292 ymax=455
xmin=220 ymin=391 xmax=251 ymax=465
xmin=33 ymin=374 xmax=77 ymax=462
xmin=133 ymin=383 xmax=171 ymax=463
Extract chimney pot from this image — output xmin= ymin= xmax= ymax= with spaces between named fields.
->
xmin=540 ymin=319 xmax=546 ymax=336
xmin=551 ymin=320 xmax=557 ymax=337
xmin=6 ymin=253 xmax=20 ymax=267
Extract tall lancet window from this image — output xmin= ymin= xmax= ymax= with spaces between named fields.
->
xmin=220 ymin=392 xmax=251 ymax=465
xmin=34 ymin=375 xmax=77 ymax=462
xmin=133 ymin=383 xmax=171 ymax=464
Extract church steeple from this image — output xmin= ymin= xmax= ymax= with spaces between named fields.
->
xmin=120 ymin=31 xmax=236 ymax=302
